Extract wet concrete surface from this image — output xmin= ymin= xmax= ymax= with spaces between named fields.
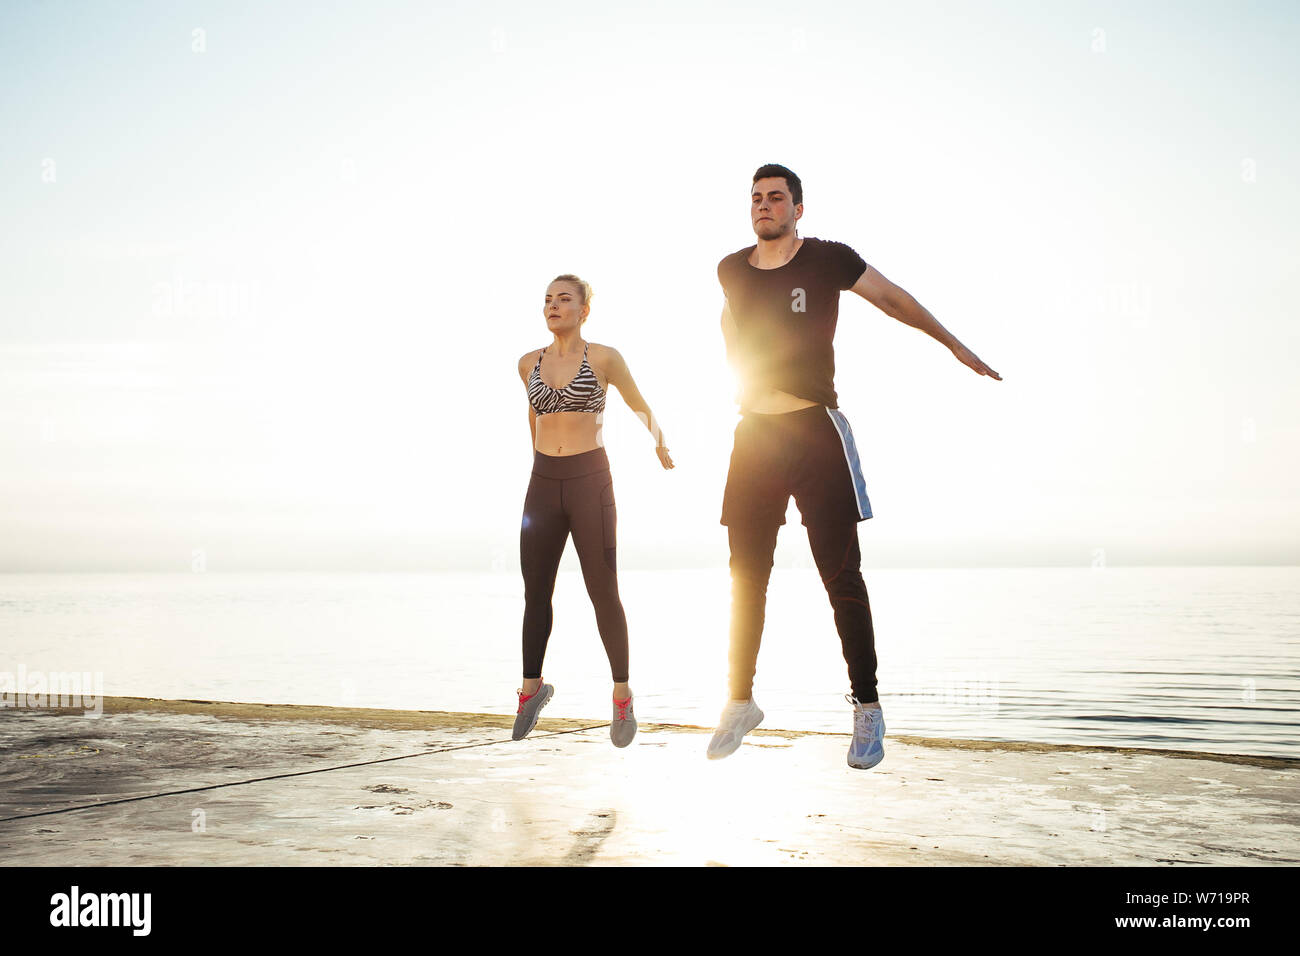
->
xmin=2 ymin=697 xmax=1297 ymax=866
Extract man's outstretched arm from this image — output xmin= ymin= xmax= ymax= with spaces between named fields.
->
xmin=849 ymin=265 xmax=1002 ymax=380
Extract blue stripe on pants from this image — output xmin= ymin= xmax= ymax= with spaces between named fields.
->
xmin=825 ymin=408 xmax=873 ymax=520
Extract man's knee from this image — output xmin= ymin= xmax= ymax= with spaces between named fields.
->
xmin=824 ymin=573 xmax=868 ymax=609
xmin=729 ymin=549 xmax=775 ymax=592
xmin=808 ymin=523 xmax=860 ymax=583
xmin=728 ymin=523 xmax=779 ymax=562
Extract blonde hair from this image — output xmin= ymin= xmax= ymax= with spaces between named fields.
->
xmin=552 ymin=274 xmax=594 ymax=319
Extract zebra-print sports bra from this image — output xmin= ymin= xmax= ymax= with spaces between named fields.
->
xmin=527 ymin=342 xmax=607 ymax=415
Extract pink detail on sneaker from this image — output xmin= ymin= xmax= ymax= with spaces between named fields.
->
xmin=613 ymin=696 xmax=632 ymax=721
xmin=517 ymin=685 xmax=543 ymax=714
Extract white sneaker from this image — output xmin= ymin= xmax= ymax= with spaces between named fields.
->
xmin=846 ymin=695 xmax=885 ymax=769
xmin=706 ymin=698 xmax=764 ymax=760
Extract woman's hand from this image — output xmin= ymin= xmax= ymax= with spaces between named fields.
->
xmin=951 ymin=342 xmax=1002 ymax=380
xmin=656 ymin=444 xmax=674 ymax=470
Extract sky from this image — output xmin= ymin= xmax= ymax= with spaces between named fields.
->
xmin=1 ymin=0 xmax=1297 ymax=571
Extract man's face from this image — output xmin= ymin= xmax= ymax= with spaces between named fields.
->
xmin=751 ymin=177 xmax=802 ymax=240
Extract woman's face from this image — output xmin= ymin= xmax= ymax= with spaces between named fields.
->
xmin=544 ymin=281 xmax=588 ymax=332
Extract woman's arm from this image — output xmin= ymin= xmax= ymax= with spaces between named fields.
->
xmin=518 ymin=352 xmax=538 ymax=450
xmin=596 ymin=344 xmax=673 ymax=469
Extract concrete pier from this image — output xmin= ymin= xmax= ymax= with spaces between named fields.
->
xmin=2 ymin=697 xmax=1296 ymax=866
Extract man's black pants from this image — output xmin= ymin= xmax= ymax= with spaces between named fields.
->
xmin=721 ymin=405 xmax=879 ymax=703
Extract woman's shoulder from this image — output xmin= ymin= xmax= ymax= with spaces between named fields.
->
xmin=586 ymin=341 xmax=622 ymax=364
xmin=517 ymin=348 xmax=543 ymax=381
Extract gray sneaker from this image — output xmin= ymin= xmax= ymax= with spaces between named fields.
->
xmin=512 ymin=682 xmax=553 ymax=740
xmin=611 ymin=694 xmax=637 ymax=748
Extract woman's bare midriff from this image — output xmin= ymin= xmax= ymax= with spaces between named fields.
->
xmin=742 ymin=386 xmax=820 ymax=415
xmin=535 ymin=411 xmax=604 ymax=456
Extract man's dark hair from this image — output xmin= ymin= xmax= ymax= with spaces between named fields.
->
xmin=752 ymin=163 xmax=802 ymax=205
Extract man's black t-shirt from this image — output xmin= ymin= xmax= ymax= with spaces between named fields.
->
xmin=717 ymin=236 xmax=867 ymax=410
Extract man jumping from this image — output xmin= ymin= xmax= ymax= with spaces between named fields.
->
xmin=707 ymin=163 xmax=1002 ymax=769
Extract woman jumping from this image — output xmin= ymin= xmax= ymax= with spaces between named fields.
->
xmin=513 ymin=273 xmax=673 ymax=747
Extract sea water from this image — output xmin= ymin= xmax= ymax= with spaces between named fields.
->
xmin=1 ymin=566 xmax=1296 ymax=759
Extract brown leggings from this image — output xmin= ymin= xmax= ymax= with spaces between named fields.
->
xmin=520 ymin=447 xmax=629 ymax=682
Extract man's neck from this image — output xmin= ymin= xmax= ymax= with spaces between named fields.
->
xmin=751 ymin=232 xmax=803 ymax=268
